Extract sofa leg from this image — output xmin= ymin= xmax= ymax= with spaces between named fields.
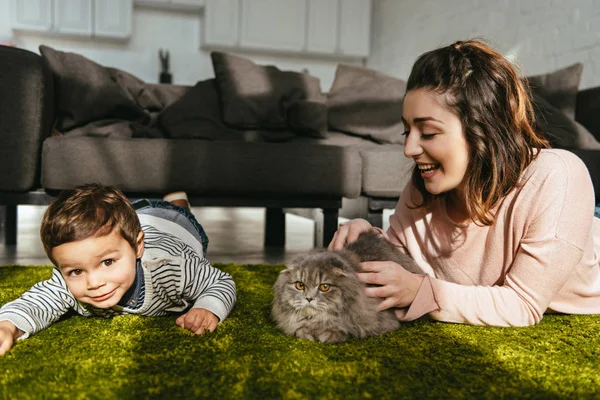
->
xmin=264 ymin=208 xmax=285 ymax=247
xmin=322 ymin=208 xmax=339 ymax=248
xmin=0 ymin=205 xmax=17 ymax=245
xmin=367 ymin=210 xmax=384 ymax=229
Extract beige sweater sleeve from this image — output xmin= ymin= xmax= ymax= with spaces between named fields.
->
xmin=386 ymin=150 xmax=598 ymax=326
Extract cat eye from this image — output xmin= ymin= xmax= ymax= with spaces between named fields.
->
xmin=294 ymin=282 xmax=305 ymax=291
xmin=319 ymin=283 xmax=331 ymax=292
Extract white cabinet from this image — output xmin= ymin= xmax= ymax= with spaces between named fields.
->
xmin=339 ymin=0 xmax=371 ymax=57
xmin=306 ymin=0 xmax=338 ymax=54
xmin=204 ymin=0 xmax=239 ymax=47
xmin=203 ymin=0 xmax=372 ymax=58
xmin=10 ymin=0 xmax=52 ymax=32
xmin=95 ymin=0 xmax=133 ymax=39
xmin=54 ymin=0 xmax=93 ymax=36
xmin=240 ymin=0 xmax=306 ymax=52
xmin=10 ymin=0 xmax=133 ymax=40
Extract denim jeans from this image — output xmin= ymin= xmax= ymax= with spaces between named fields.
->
xmin=132 ymin=199 xmax=209 ymax=255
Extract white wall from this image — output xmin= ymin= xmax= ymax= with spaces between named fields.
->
xmin=369 ymin=0 xmax=600 ymax=89
xmin=4 ymin=1 xmax=599 ymax=91
xmin=0 ymin=1 xmax=358 ymax=91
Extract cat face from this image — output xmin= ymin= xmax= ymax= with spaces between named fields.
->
xmin=274 ymin=252 xmax=361 ymax=315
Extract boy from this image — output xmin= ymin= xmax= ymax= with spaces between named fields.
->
xmin=0 ymin=184 xmax=236 ymax=356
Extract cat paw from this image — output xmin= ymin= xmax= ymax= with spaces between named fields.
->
xmin=318 ymin=330 xmax=348 ymax=344
xmin=295 ymin=328 xmax=316 ymax=341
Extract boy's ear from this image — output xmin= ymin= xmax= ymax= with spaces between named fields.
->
xmin=135 ymin=231 xmax=145 ymax=258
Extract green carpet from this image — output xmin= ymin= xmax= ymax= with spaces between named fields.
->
xmin=0 ymin=265 xmax=599 ymax=400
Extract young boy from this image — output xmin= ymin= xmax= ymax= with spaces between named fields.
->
xmin=0 ymin=184 xmax=236 ymax=356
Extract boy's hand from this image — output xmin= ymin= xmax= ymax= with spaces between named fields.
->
xmin=176 ymin=308 xmax=219 ymax=335
xmin=0 ymin=321 xmax=22 ymax=356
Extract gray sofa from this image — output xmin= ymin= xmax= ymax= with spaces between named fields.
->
xmin=0 ymin=45 xmax=412 ymax=247
xmin=1 ymin=45 xmax=599 ymax=249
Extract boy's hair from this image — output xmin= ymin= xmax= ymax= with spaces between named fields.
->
xmin=40 ymin=184 xmax=142 ymax=264
xmin=405 ymin=38 xmax=550 ymax=225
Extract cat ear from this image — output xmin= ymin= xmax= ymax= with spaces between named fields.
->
xmin=332 ymin=267 xmax=348 ymax=277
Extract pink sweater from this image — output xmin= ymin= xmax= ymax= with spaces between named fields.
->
xmin=383 ymin=149 xmax=600 ymax=326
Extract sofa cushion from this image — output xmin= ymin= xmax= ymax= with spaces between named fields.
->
xmin=39 ymin=45 xmax=149 ymax=131
xmin=359 ymin=146 xmax=413 ymax=197
xmin=327 ymin=64 xmax=406 ymax=145
xmin=291 ymin=131 xmax=413 ymax=197
xmin=211 ymin=51 xmax=325 ymax=132
xmin=41 ymin=136 xmax=362 ymax=198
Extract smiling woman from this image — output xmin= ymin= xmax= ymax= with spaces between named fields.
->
xmin=328 ymin=39 xmax=600 ymax=327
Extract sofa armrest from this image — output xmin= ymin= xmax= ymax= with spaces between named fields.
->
xmin=0 ymin=46 xmax=54 ymax=192
xmin=575 ymin=87 xmax=600 ymax=142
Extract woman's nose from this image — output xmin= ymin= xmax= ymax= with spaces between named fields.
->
xmin=403 ymin=131 xmax=423 ymax=158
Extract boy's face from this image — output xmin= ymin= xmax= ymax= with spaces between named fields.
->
xmin=52 ymin=229 xmax=144 ymax=308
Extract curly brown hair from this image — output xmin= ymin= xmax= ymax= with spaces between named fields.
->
xmin=405 ymin=39 xmax=550 ymax=225
xmin=40 ymin=183 xmax=141 ymax=265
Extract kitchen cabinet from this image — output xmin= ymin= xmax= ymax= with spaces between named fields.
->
xmin=203 ymin=0 xmax=372 ymax=58
xmin=10 ymin=0 xmax=133 ymax=40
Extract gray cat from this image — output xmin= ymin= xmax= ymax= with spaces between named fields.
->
xmin=272 ymin=231 xmax=424 ymax=344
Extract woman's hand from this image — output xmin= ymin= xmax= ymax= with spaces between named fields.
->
xmin=328 ymin=218 xmax=373 ymax=251
xmin=356 ymin=261 xmax=424 ymax=312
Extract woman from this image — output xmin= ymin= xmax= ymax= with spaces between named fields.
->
xmin=329 ymin=39 xmax=600 ymax=327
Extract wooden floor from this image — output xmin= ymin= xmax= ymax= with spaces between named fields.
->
xmin=0 ymin=205 xmax=335 ymax=266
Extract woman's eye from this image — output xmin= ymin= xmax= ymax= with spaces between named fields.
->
xmin=102 ymin=259 xmax=114 ymax=267
xmin=294 ymin=282 xmax=305 ymax=291
xmin=401 ymin=130 xmax=410 ymax=137
xmin=319 ymin=283 xmax=331 ymax=292
xmin=421 ymin=133 xmax=436 ymax=140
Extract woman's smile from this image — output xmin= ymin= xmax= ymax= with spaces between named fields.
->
xmin=417 ymin=163 xmax=441 ymax=179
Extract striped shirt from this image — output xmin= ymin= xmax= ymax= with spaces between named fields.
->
xmin=0 ymin=214 xmax=237 ymax=339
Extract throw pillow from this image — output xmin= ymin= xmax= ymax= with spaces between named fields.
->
xmin=527 ymin=62 xmax=583 ymax=119
xmin=39 ymin=45 xmax=149 ymax=131
xmin=526 ymin=62 xmax=600 ymax=149
xmin=158 ymin=79 xmax=246 ymax=140
xmin=327 ymin=64 xmax=406 ymax=144
xmin=287 ymin=100 xmax=328 ymax=138
xmin=211 ymin=51 xmax=324 ymax=131
xmin=532 ymin=94 xmax=600 ymax=149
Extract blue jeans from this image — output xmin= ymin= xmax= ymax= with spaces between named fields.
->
xmin=132 ymin=199 xmax=209 ymax=255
